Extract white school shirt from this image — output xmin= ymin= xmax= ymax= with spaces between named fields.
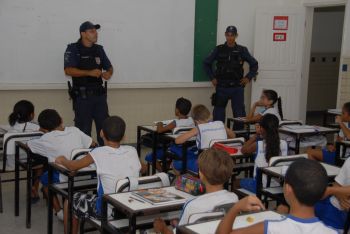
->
xmin=174 ymin=117 xmax=195 ymax=128
xmin=8 ymin=121 xmax=40 ymax=133
xmin=330 ymin=157 xmax=350 ymax=210
xmin=178 ymin=190 xmax=238 ymax=226
xmin=262 ymin=107 xmax=281 ymax=122
xmin=196 ymin=121 xmax=227 ymax=149
xmin=265 ymin=215 xmax=339 ymax=234
xmin=28 ymin=127 xmax=92 ymax=182
xmin=90 ymin=145 xmax=141 ymax=195
xmin=254 ymin=140 xmax=288 ymax=187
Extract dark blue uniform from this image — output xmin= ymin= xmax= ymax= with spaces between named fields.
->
xmin=203 ymin=42 xmax=258 ymax=129
xmin=64 ymin=40 xmax=112 ymax=145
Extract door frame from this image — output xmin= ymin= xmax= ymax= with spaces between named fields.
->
xmin=301 ymin=0 xmax=347 ymax=121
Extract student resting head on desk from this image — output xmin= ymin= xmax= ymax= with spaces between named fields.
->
xmin=245 ymin=89 xmax=283 ymax=123
xmin=153 ymin=148 xmax=238 ymax=234
xmin=172 ymin=104 xmax=235 ymax=173
xmin=216 ymin=159 xmax=339 ymax=234
xmin=55 ymin=116 xmax=147 ymax=234
xmin=307 ymin=101 xmax=350 ymax=165
xmin=239 ymin=114 xmax=288 ymax=193
xmin=27 ymin=109 xmax=96 ymax=220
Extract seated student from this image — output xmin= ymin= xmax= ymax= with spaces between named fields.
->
xmin=7 ymin=100 xmax=42 ymax=203
xmin=314 ymin=156 xmax=350 ymax=230
xmin=55 ymin=116 xmax=145 ymax=234
xmin=8 ymin=100 xmax=39 ymax=132
xmin=27 ymin=109 xmax=96 ymax=220
xmin=145 ymin=97 xmax=194 ymax=171
xmin=155 ymin=97 xmax=194 ymax=133
xmin=216 ymin=159 xmax=339 ymax=234
xmin=240 ymin=114 xmax=288 ymax=193
xmin=307 ymin=102 xmax=350 ymax=165
xmin=173 ymin=104 xmax=235 ymax=172
xmin=245 ymin=89 xmax=283 ymax=123
xmin=153 ymin=148 xmax=238 ymax=233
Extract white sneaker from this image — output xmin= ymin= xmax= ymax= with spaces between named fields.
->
xmin=56 ymin=209 xmax=64 ymax=221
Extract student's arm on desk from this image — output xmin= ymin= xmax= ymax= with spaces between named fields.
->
xmin=175 ymin=128 xmax=198 ymax=144
xmin=241 ymin=135 xmax=257 ymax=154
xmin=216 ymin=196 xmax=265 ymax=234
xmin=156 ymin=121 xmax=176 ymax=133
xmin=55 ymin=154 xmax=94 ymax=171
xmin=324 ymin=183 xmax=350 ymax=210
xmin=226 ymin=127 xmax=236 ymax=139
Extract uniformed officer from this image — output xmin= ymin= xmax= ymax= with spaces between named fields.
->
xmin=64 ymin=21 xmax=113 ymax=145
xmin=203 ymin=26 xmax=258 ymax=129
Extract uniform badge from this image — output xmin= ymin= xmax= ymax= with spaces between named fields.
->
xmin=95 ymin=57 xmax=101 ymax=65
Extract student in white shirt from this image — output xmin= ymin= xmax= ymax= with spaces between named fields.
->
xmin=27 ymin=109 xmax=95 ymax=220
xmin=155 ymin=97 xmax=194 ymax=133
xmin=240 ymin=114 xmax=288 ymax=193
xmin=8 ymin=100 xmax=42 ymax=203
xmin=314 ymin=156 xmax=350 ymax=230
xmin=245 ymin=89 xmax=283 ymax=123
xmin=145 ymin=97 xmax=194 ymax=171
xmin=173 ymin=104 xmax=235 ymax=173
xmin=153 ymin=148 xmax=238 ymax=233
xmin=307 ymin=102 xmax=350 ymax=165
xmin=217 ymin=159 xmax=339 ymax=234
xmin=55 ymin=116 xmax=145 ymax=234
xmin=8 ymin=100 xmax=40 ymax=133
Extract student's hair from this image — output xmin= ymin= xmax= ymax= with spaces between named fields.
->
xmin=285 ymin=159 xmax=328 ymax=206
xmin=343 ymin=102 xmax=350 ymax=115
xmin=37 ymin=109 xmax=62 ymax=131
xmin=198 ymin=148 xmax=234 ymax=185
xmin=260 ymin=114 xmax=281 ymax=162
xmin=175 ymin=97 xmax=192 ymax=116
xmin=262 ymin=89 xmax=283 ymax=120
xmin=102 ymin=116 xmax=126 ymax=142
xmin=191 ymin=104 xmax=210 ymax=122
xmin=8 ymin=100 xmax=35 ymax=126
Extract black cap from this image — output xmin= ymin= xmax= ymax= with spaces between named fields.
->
xmin=79 ymin=21 xmax=101 ymax=33
xmin=225 ymin=25 xmax=237 ymax=34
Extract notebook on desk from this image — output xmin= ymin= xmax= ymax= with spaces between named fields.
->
xmin=131 ymin=188 xmax=187 ymax=206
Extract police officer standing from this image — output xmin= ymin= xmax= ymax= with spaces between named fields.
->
xmin=64 ymin=21 xmax=113 ymax=145
xmin=203 ymin=26 xmax=258 ymax=129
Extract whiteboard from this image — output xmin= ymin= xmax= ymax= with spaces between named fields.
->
xmin=0 ymin=0 xmax=195 ymax=87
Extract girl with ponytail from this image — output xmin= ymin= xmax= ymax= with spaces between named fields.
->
xmin=245 ymin=89 xmax=283 ymax=122
xmin=8 ymin=100 xmax=39 ymax=132
xmin=240 ymin=114 xmax=288 ymax=193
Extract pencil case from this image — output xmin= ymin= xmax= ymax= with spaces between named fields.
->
xmin=175 ymin=174 xmax=206 ymax=196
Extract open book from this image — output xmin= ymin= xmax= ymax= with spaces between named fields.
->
xmin=131 ymin=188 xmax=186 ymax=205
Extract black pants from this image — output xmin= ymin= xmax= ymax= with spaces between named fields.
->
xmin=73 ymin=94 xmax=109 ymax=145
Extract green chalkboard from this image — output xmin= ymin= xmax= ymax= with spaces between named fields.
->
xmin=193 ymin=0 xmax=218 ymax=82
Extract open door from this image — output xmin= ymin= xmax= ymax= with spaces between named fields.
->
xmin=251 ymin=7 xmax=306 ymax=120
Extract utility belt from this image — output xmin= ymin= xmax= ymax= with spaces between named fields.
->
xmin=216 ymin=79 xmax=242 ymax=88
xmin=68 ymin=81 xmax=107 ymax=100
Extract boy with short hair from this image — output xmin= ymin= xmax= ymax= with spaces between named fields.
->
xmin=153 ymin=148 xmax=238 ymax=233
xmin=55 ymin=116 xmax=145 ymax=234
xmin=27 ymin=109 xmax=95 ymax=220
xmin=216 ymin=159 xmax=339 ymax=234
xmin=173 ymin=104 xmax=235 ymax=172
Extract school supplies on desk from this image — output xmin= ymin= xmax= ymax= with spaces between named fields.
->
xmin=153 ymin=119 xmax=174 ymax=125
xmin=175 ymin=174 xmax=206 ymax=196
xmin=131 ymin=188 xmax=187 ymax=205
xmin=212 ymin=142 xmax=239 ymax=155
